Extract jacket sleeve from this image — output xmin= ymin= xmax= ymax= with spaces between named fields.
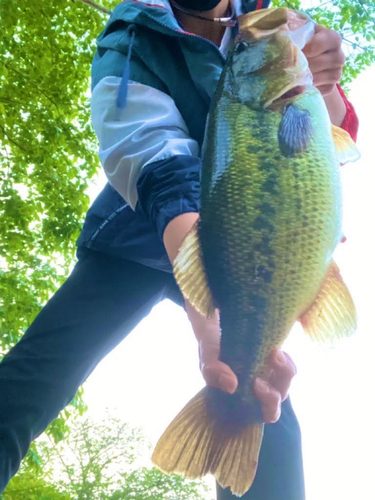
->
xmin=91 ymin=76 xmax=201 ymax=241
xmin=337 ymin=84 xmax=359 ymax=142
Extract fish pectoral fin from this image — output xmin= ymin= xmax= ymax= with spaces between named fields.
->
xmin=278 ymin=104 xmax=312 ymax=156
xmin=299 ymin=260 xmax=357 ymax=343
xmin=152 ymin=387 xmax=264 ymax=497
xmin=331 ymin=125 xmax=360 ymax=164
xmin=173 ymin=220 xmax=215 ymax=318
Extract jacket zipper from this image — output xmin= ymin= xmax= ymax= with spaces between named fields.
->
xmin=140 ymin=11 xmax=227 ymax=64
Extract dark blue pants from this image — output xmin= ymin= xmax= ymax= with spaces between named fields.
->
xmin=0 ymin=249 xmax=305 ymax=498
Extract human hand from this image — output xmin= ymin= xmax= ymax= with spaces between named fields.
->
xmin=185 ymin=301 xmax=297 ymax=424
xmin=303 ymin=24 xmax=345 ymax=96
xmin=253 ymin=349 xmax=297 ymax=423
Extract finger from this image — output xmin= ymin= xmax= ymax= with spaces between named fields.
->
xmin=303 ymin=26 xmax=342 ymax=59
xmin=185 ymin=302 xmax=220 ymax=343
xmin=267 ymin=350 xmax=297 ymax=401
xmin=268 ymin=349 xmax=297 ymax=375
xmin=198 ymin=330 xmax=221 ymax=369
xmin=186 ymin=304 xmax=221 ymax=369
xmin=253 ymin=378 xmax=282 ymax=423
xmin=307 ymin=50 xmax=345 ymax=74
xmin=202 ymin=360 xmax=238 ymax=394
xmin=313 ymin=67 xmax=343 ymax=87
xmin=185 ymin=303 xmax=238 ymax=394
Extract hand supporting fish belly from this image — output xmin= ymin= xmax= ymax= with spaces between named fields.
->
xmin=152 ymin=7 xmax=360 ymax=497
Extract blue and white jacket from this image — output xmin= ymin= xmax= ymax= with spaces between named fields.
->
xmin=76 ymin=0 xmax=271 ymax=272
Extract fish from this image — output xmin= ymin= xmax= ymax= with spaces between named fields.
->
xmin=152 ymin=7 xmax=360 ymax=497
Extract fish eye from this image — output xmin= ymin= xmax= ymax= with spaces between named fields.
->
xmin=236 ymin=42 xmax=248 ymax=53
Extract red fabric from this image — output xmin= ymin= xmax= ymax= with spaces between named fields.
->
xmin=256 ymin=0 xmax=263 ymax=10
xmin=337 ymin=84 xmax=359 ymax=142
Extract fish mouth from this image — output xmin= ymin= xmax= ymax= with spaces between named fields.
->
xmin=275 ymin=85 xmax=306 ymax=102
xmin=266 ymin=84 xmax=307 ymax=109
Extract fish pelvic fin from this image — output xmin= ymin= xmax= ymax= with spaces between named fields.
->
xmin=152 ymin=387 xmax=264 ymax=497
xmin=174 ymin=221 xmax=216 ymax=318
xmin=299 ymin=260 xmax=357 ymax=344
xmin=331 ymin=125 xmax=360 ymax=164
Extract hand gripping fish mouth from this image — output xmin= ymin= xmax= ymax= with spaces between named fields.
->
xmin=234 ymin=8 xmax=316 ymax=108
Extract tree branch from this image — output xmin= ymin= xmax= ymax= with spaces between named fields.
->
xmin=341 ymin=36 xmax=368 ymax=52
xmin=76 ymin=0 xmax=112 ymax=15
xmin=0 ymin=98 xmax=40 ymax=109
xmin=4 ymin=63 xmax=62 ymax=113
xmin=46 ymin=434 xmax=76 ymax=485
xmin=0 ymin=123 xmax=29 ymax=153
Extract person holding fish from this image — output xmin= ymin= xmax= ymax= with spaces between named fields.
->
xmin=0 ymin=0 xmax=358 ymax=498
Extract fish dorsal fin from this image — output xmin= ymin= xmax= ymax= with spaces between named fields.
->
xmin=299 ymin=260 xmax=357 ymax=344
xmin=174 ymin=221 xmax=216 ymax=318
xmin=331 ymin=125 xmax=360 ymax=164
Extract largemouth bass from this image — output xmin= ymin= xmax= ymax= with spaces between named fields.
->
xmin=152 ymin=8 xmax=359 ymax=496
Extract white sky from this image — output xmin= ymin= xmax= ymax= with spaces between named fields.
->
xmin=83 ymin=63 xmax=375 ymax=499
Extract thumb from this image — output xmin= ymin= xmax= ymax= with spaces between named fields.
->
xmin=185 ymin=301 xmax=238 ymax=394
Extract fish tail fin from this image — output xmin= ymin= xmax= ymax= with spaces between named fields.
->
xmin=152 ymin=387 xmax=264 ymax=497
xmin=299 ymin=260 xmax=357 ymax=343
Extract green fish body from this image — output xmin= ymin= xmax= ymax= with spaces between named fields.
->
xmin=200 ymin=89 xmax=340 ymax=419
xmin=153 ymin=8 xmax=359 ymax=496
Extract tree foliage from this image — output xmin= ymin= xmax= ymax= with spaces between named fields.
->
xmin=1 ymin=414 xmax=209 ymax=500
xmin=0 ymin=0 xmax=114 ymax=354
xmin=0 ymin=0 xmax=115 ymax=444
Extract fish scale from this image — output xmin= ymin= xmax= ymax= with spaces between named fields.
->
xmin=199 ymin=88 xmax=342 ymax=419
xmin=201 ymin=100 xmax=279 ymax=401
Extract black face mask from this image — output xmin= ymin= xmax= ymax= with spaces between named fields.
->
xmin=172 ymin=0 xmax=223 ymax=12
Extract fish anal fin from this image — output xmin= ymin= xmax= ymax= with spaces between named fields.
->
xmin=299 ymin=260 xmax=357 ymax=343
xmin=152 ymin=387 xmax=264 ymax=497
xmin=174 ymin=221 xmax=215 ymax=318
xmin=331 ymin=125 xmax=360 ymax=164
